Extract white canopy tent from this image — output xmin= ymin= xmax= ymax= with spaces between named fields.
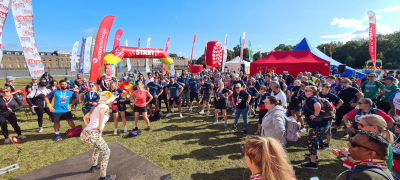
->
xmin=224 ymin=56 xmax=250 ymax=74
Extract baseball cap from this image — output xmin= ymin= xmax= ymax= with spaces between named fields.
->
xmin=38 ymin=81 xmax=47 ymax=87
xmin=234 ymin=74 xmax=239 ymax=78
xmin=5 ymin=76 xmax=15 ymax=82
xmin=102 ymin=73 xmax=106 ymax=77
xmin=320 ymin=77 xmax=326 ymax=81
xmin=384 ymin=76 xmax=395 ymax=81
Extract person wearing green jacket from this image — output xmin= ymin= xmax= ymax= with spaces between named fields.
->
xmin=379 ymin=76 xmax=399 ymax=113
xmin=360 ymin=73 xmax=384 ymax=105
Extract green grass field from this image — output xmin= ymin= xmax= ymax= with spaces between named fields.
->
xmin=0 ymin=77 xmax=349 ymax=180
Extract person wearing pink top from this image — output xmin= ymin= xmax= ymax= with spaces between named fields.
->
xmin=130 ymin=81 xmax=153 ymax=131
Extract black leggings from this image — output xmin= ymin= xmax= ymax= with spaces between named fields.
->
xmin=0 ymin=114 xmax=22 ymax=138
xmin=335 ymin=106 xmax=354 ymax=127
xmin=34 ymin=107 xmax=52 ymax=128
xmin=158 ymin=94 xmax=169 ymax=110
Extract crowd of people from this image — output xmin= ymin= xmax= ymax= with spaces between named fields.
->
xmin=2 ymin=68 xmax=400 ymax=179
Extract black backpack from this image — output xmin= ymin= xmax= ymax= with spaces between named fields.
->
xmin=149 ymin=110 xmax=162 ymax=122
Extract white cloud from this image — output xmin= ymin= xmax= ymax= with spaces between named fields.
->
xmin=376 ymin=6 xmax=400 ymax=13
xmin=330 ymin=18 xmax=363 ymax=29
xmin=81 ymin=27 xmax=96 ymax=34
xmin=363 ymin=15 xmax=382 ymax=21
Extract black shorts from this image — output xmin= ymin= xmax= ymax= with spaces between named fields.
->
xmin=190 ymin=92 xmax=199 ymax=102
xmin=249 ymin=98 xmax=255 ymax=106
xmin=52 ymin=112 xmax=73 ymax=122
xmin=215 ymin=102 xmax=227 ymax=110
xmin=288 ymin=102 xmax=302 ymax=112
xmin=201 ymin=93 xmax=211 ymax=103
xmin=134 ymin=105 xmax=147 ymax=113
xmin=169 ymin=97 xmax=180 ymax=105
xmin=112 ymin=102 xmax=127 ymax=113
xmin=148 ymin=97 xmax=158 ymax=105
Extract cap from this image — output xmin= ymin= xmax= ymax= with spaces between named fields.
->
xmin=320 ymin=77 xmax=326 ymax=80
xmin=64 ymin=77 xmax=69 ymax=81
xmin=102 ymin=73 xmax=106 ymax=76
xmin=38 ymin=81 xmax=47 ymax=87
xmin=234 ymin=74 xmax=239 ymax=78
xmin=127 ymin=77 xmax=133 ymax=81
xmin=328 ymin=76 xmax=334 ymax=79
xmin=5 ymin=76 xmax=15 ymax=82
xmin=384 ymin=76 xmax=395 ymax=81
xmin=98 ymin=91 xmax=116 ymax=104
xmin=40 ymin=78 xmax=46 ymax=81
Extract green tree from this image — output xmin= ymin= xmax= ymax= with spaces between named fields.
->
xmin=233 ymin=45 xmax=241 ymax=57
xmin=383 ymin=62 xmax=393 ymax=69
xmin=168 ymin=53 xmax=178 ymax=57
xmin=345 ymin=56 xmax=356 ymax=67
xmin=226 ymin=49 xmax=235 ymax=61
xmin=196 ymin=54 xmax=204 ymax=65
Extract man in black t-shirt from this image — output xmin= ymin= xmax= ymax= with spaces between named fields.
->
xmin=230 ymin=83 xmax=251 ymax=135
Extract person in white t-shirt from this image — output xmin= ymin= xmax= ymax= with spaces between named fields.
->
xmin=271 ymin=81 xmax=287 ymax=112
xmin=80 ymin=91 xmax=116 ymax=180
xmin=390 ymin=90 xmax=400 ymax=122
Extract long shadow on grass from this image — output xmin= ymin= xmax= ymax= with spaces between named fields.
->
xmin=171 ymin=143 xmax=242 ymax=161
xmin=292 ymin=160 xmax=345 ymax=180
xmin=190 ymin=167 xmax=249 ymax=180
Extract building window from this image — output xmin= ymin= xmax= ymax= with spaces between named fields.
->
xmin=66 ymin=64 xmax=69 ymax=67
xmin=0 ymin=64 xmax=3 ymax=68
xmin=42 ymin=58 xmax=45 ymax=61
xmin=47 ymin=53 xmax=51 ymax=56
xmin=7 ymin=52 xmax=11 ymax=54
xmin=61 ymin=64 xmax=64 ymax=67
xmin=23 ymin=58 xmax=25 ymax=61
xmin=24 ymin=64 xmax=26 ymax=67
xmin=66 ymin=58 xmax=68 ymax=62
xmin=17 ymin=64 xmax=21 ymax=67
xmin=41 ymin=53 xmax=45 ymax=55
xmin=49 ymin=58 xmax=52 ymax=61
xmin=49 ymin=64 xmax=52 ymax=67
xmin=16 ymin=57 xmax=20 ymax=61
xmin=44 ymin=64 xmax=46 ymax=67
xmin=61 ymin=58 xmax=63 ymax=61
xmin=56 ymin=64 xmax=58 ymax=67
xmin=8 ymin=57 xmax=11 ymax=61
xmin=9 ymin=64 xmax=12 ymax=68
xmin=55 ymin=58 xmax=58 ymax=61
xmin=65 ymin=55 xmax=67 ymax=57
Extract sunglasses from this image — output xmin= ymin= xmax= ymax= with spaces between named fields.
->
xmin=358 ymin=102 xmax=365 ymax=104
xmin=1 ymin=91 xmax=9 ymax=93
xmin=349 ymin=139 xmax=376 ymax=152
xmin=368 ymin=76 xmax=375 ymax=78
xmin=89 ymin=85 xmax=95 ymax=87
xmin=395 ymin=124 xmax=400 ymax=128
xmin=235 ymin=87 xmax=240 ymax=89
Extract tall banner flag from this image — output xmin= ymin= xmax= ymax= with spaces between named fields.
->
xmin=204 ymin=39 xmax=207 ymax=68
xmin=221 ymin=34 xmax=227 ymax=72
xmin=11 ymin=0 xmax=44 ymax=77
xmin=71 ymin=41 xmax=79 ymax=72
xmin=88 ymin=32 xmax=97 ymax=73
xmin=83 ymin=36 xmax=92 ymax=73
xmin=137 ymin=38 xmax=140 ymax=71
xmin=125 ymin=39 xmax=131 ymax=71
xmin=239 ymin=32 xmax=245 ymax=70
xmin=146 ymin=38 xmax=151 ymax=72
xmin=330 ymin=45 xmax=332 ymax=58
xmin=0 ymin=0 xmax=11 ymax=64
xmin=248 ymin=40 xmax=253 ymax=62
xmin=112 ymin=29 xmax=124 ymax=72
xmin=324 ymin=46 xmax=326 ymax=54
xmin=163 ymin=37 xmax=170 ymax=71
xmin=89 ymin=15 xmax=115 ymax=81
xmin=259 ymin=51 xmax=262 ymax=59
xmin=189 ymin=33 xmax=196 ymax=70
xmin=78 ymin=38 xmax=86 ymax=73
xmin=368 ymin=11 xmax=376 ymax=71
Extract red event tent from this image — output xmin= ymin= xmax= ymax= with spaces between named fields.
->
xmin=250 ymin=50 xmax=330 ymax=76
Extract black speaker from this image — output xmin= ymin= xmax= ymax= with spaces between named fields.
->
xmin=338 ymin=65 xmax=346 ymax=73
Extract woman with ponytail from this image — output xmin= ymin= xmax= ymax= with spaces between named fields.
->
xmin=81 ymin=91 xmax=116 ymax=180
xmin=261 ymin=96 xmax=287 ymax=146
xmin=242 ymin=136 xmax=296 ymax=180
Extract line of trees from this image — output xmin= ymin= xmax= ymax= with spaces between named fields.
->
xmin=188 ymin=30 xmax=400 ymax=69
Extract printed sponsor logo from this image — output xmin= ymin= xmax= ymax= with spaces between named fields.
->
xmin=105 ymin=63 xmax=111 ymax=81
xmin=23 ymin=10 xmax=33 ymax=15
xmin=33 ymin=53 xmax=39 ymax=58
xmin=22 ymin=47 xmax=33 ymax=53
xmin=14 ymin=3 xmax=25 ymax=9
xmin=33 ymin=70 xmax=44 ymax=76
xmin=0 ymin=25 xmax=3 ymax=29
xmin=22 ymin=0 xmax=32 ymax=6
xmin=20 ymin=36 xmax=30 ymax=42
xmin=0 ymin=43 xmax=2 ymax=48
xmin=24 ymin=30 xmax=34 ymax=37
xmin=0 ymin=11 xmax=7 ymax=23
xmin=92 ymin=58 xmax=98 ymax=63
xmin=28 ymin=27 xmax=34 ymax=30
xmin=0 ymin=4 xmax=9 ymax=11
xmin=16 ymin=15 xmax=33 ymax=24
xmin=95 ymin=29 xmax=108 ymax=64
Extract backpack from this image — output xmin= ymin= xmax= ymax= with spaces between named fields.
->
xmin=355 ymin=108 xmax=378 ymax=116
xmin=305 ymin=97 xmax=336 ymax=121
xmin=149 ymin=110 xmax=162 ymax=122
xmin=278 ymin=112 xmax=301 ymax=142
xmin=128 ymin=129 xmax=142 ymax=137
xmin=346 ymin=167 xmax=396 ymax=180
xmin=66 ymin=125 xmax=83 ymax=138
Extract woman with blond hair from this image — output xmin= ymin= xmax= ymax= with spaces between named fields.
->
xmin=333 ymin=114 xmax=395 ymax=171
xmin=108 ymin=82 xmax=128 ymax=134
xmin=242 ymin=136 xmax=296 ymax=180
xmin=130 ymin=81 xmax=153 ymax=131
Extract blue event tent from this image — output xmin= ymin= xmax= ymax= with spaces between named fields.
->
xmin=292 ymin=38 xmax=365 ymax=77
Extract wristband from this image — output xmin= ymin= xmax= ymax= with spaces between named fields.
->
xmin=47 ymin=103 xmax=52 ymax=107
xmin=347 ymin=153 xmax=351 ymax=158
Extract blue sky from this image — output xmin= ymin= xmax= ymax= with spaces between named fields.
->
xmin=2 ymin=0 xmax=400 ymax=59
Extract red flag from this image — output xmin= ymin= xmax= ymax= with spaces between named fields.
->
xmin=368 ymin=11 xmax=376 ymax=71
xmin=89 ymin=15 xmax=115 ymax=81
xmin=112 ymin=29 xmax=124 ymax=77
xmin=165 ymin=37 xmax=170 ymax=53
xmin=239 ymin=32 xmax=245 ymax=70
xmin=330 ymin=45 xmax=332 ymax=58
xmin=189 ymin=33 xmax=196 ymax=70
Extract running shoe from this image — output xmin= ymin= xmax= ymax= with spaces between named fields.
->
xmin=37 ymin=128 xmax=44 ymax=133
xmin=133 ymin=127 xmax=139 ymax=131
xmin=301 ymin=162 xmax=318 ymax=170
xmin=147 ymin=126 xmax=151 ymax=131
xmin=54 ymin=134 xmax=61 ymax=141
xmin=230 ymin=126 xmax=237 ymax=132
xmin=180 ymin=113 xmax=183 ymax=118
xmin=113 ymin=129 xmax=118 ymax=135
xmin=90 ymin=164 xmax=100 ymax=173
xmin=206 ymin=111 xmax=210 ymax=116
xmin=18 ymin=135 xmax=26 ymax=139
xmin=224 ymin=123 xmax=228 ymax=127
xmin=320 ymin=143 xmax=330 ymax=150
xmin=4 ymin=138 xmax=10 ymax=144
xmin=243 ymin=130 xmax=247 ymax=135
xmin=305 ymin=154 xmax=319 ymax=161
xmin=123 ymin=127 xmax=127 ymax=133
xmin=254 ymin=131 xmax=260 ymax=135
xmin=232 ymin=112 xmax=235 ymax=116
xmin=172 ymin=107 xmax=175 ymax=113
xmin=199 ymin=110 xmax=205 ymax=114
xmin=166 ymin=113 xmax=172 ymax=117
xmin=252 ymin=114 xmax=257 ymax=118
xmin=212 ymin=120 xmax=218 ymax=124
xmin=300 ymin=126 xmax=306 ymax=133
xmin=98 ymin=175 xmax=117 ymax=180
xmin=343 ymin=133 xmax=349 ymax=138
xmin=189 ymin=108 xmax=192 ymax=112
